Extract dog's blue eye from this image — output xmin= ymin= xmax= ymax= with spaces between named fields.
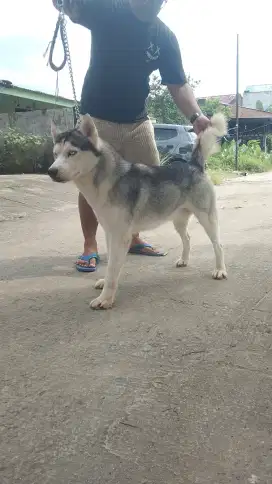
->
xmin=68 ymin=151 xmax=77 ymax=157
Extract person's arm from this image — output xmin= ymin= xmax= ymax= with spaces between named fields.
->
xmin=168 ymin=83 xmax=210 ymax=133
xmin=158 ymin=29 xmax=210 ymax=134
xmin=168 ymin=83 xmax=200 ymax=121
xmin=52 ymin=0 xmax=101 ymax=29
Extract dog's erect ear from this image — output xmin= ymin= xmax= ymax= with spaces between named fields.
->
xmin=51 ymin=120 xmax=58 ymax=142
xmin=79 ymin=114 xmax=99 ymax=149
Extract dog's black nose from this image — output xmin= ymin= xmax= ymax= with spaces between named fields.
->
xmin=48 ymin=166 xmax=58 ymax=180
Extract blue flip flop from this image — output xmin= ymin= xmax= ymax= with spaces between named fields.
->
xmin=128 ymin=243 xmax=167 ymax=257
xmin=76 ymin=253 xmax=100 ymax=272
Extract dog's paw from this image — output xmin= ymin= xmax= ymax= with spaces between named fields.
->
xmin=95 ymin=278 xmax=105 ymax=290
xmin=212 ymin=269 xmax=227 ymax=280
xmin=176 ymin=258 xmax=188 ymax=268
xmin=90 ymin=295 xmax=114 ymax=310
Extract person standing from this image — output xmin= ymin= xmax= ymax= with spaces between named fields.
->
xmin=53 ymin=0 xmax=210 ymax=272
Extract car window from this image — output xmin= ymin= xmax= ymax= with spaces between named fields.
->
xmin=188 ymin=132 xmax=197 ymax=142
xmin=154 ymin=128 xmax=178 ymax=141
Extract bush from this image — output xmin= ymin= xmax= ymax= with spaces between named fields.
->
xmin=0 ymin=129 xmax=54 ymax=174
xmin=266 ymin=134 xmax=272 ymax=153
xmin=158 ymin=139 xmax=272 ymax=186
xmin=208 ymin=170 xmax=225 ymax=185
xmin=1 ymin=128 xmax=271 ymax=177
xmin=209 ymin=140 xmax=272 ymax=173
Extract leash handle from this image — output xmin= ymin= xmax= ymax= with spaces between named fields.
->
xmin=47 ymin=1 xmax=80 ymax=122
xmin=48 ymin=14 xmax=67 ymax=72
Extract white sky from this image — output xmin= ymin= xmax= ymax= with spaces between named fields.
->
xmin=0 ymin=0 xmax=271 ymax=100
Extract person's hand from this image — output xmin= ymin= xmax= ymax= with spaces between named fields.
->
xmin=193 ymin=114 xmax=211 ymax=135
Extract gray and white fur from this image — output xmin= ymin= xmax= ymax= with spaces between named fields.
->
xmin=49 ymin=113 xmax=227 ymax=309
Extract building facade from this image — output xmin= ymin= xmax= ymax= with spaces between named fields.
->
xmin=243 ymin=85 xmax=272 ymax=112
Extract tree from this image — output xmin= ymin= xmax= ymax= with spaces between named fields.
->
xmin=256 ymin=100 xmax=264 ymax=110
xmin=147 ymin=73 xmax=200 ymax=124
xmin=147 ymin=75 xmax=231 ymax=124
xmin=200 ymin=97 xmax=231 ymax=120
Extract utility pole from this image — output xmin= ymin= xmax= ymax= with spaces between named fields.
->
xmin=235 ymin=33 xmax=239 ymax=171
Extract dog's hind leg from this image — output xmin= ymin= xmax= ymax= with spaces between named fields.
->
xmin=90 ymin=230 xmax=132 ymax=309
xmin=193 ymin=207 xmax=227 ymax=280
xmin=174 ymin=209 xmax=192 ymax=268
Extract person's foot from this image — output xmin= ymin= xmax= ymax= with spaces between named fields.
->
xmin=76 ymin=243 xmax=99 ymax=272
xmin=129 ymin=237 xmax=167 ymax=257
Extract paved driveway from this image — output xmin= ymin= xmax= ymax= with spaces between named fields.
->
xmin=1 ymin=173 xmax=272 ymax=484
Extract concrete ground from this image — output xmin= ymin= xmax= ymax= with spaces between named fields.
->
xmin=0 ymin=173 xmax=272 ymax=484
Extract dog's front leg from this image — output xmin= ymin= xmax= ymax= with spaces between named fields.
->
xmin=90 ymin=231 xmax=131 ymax=309
xmin=94 ymin=230 xmax=111 ymax=290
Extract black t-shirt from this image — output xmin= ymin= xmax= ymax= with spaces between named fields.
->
xmin=67 ymin=0 xmax=186 ymax=122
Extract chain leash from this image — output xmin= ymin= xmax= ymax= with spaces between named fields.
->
xmin=46 ymin=0 xmax=80 ymax=123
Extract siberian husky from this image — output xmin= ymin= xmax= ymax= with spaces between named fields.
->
xmin=49 ymin=113 xmax=227 ymax=309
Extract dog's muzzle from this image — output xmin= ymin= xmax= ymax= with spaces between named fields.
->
xmin=48 ymin=166 xmax=61 ymax=182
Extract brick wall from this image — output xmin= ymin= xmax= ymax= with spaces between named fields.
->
xmin=0 ymin=108 xmax=74 ymax=135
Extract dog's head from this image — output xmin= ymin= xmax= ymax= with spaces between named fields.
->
xmin=48 ymin=114 xmax=101 ymax=183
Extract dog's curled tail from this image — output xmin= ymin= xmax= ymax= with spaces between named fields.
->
xmin=191 ymin=113 xmax=228 ymax=170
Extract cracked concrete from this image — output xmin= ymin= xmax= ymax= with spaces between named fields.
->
xmin=1 ymin=173 xmax=272 ymax=484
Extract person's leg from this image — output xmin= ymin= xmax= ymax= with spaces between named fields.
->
xmin=121 ymin=119 xmax=166 ymax=256
xmin=76 ymin=118 xmax=122 ymax=271
xmin=76 ymin=192 xmax=99 ymax=271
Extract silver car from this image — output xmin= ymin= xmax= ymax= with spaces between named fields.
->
xmin=153 ymin=123 xmax=197 ymax=163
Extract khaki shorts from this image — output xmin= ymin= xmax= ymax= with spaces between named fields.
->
xmin=92 ymin=117 xmax=160 ymax=166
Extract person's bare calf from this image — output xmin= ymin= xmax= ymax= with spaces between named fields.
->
xmin=76 ymin=193 xmax=99 ymax=271
xmin=76 ymin=193 xmax=166 ymax=272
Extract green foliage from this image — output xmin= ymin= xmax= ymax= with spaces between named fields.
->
xmin=147 ymin=76 xmax=231 ymax=125
xmin=208 ymin=170 xmax=225 ymax=185
xmin=147 ymin=73 xmax=200 ymax=124
xmin=256 ymin=100 xmax=264 ymax=110
xmin=266 ymin=134 xmax=272 ymax=152
xmin=160 ymin=139 xmax=272 ymax=186
xmin=200 ymin=97 xmax=231 ymax=120
xmin=209 ymin=140 xmax=272 ymax=173
xmin=1 ymin=128 xmax=271 ymax=178
xmin=0 ymin=129 xmax=53 ymax=174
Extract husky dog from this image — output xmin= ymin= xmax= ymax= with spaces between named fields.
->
xmin=49 ymin=113 xmax=227 ymax=309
